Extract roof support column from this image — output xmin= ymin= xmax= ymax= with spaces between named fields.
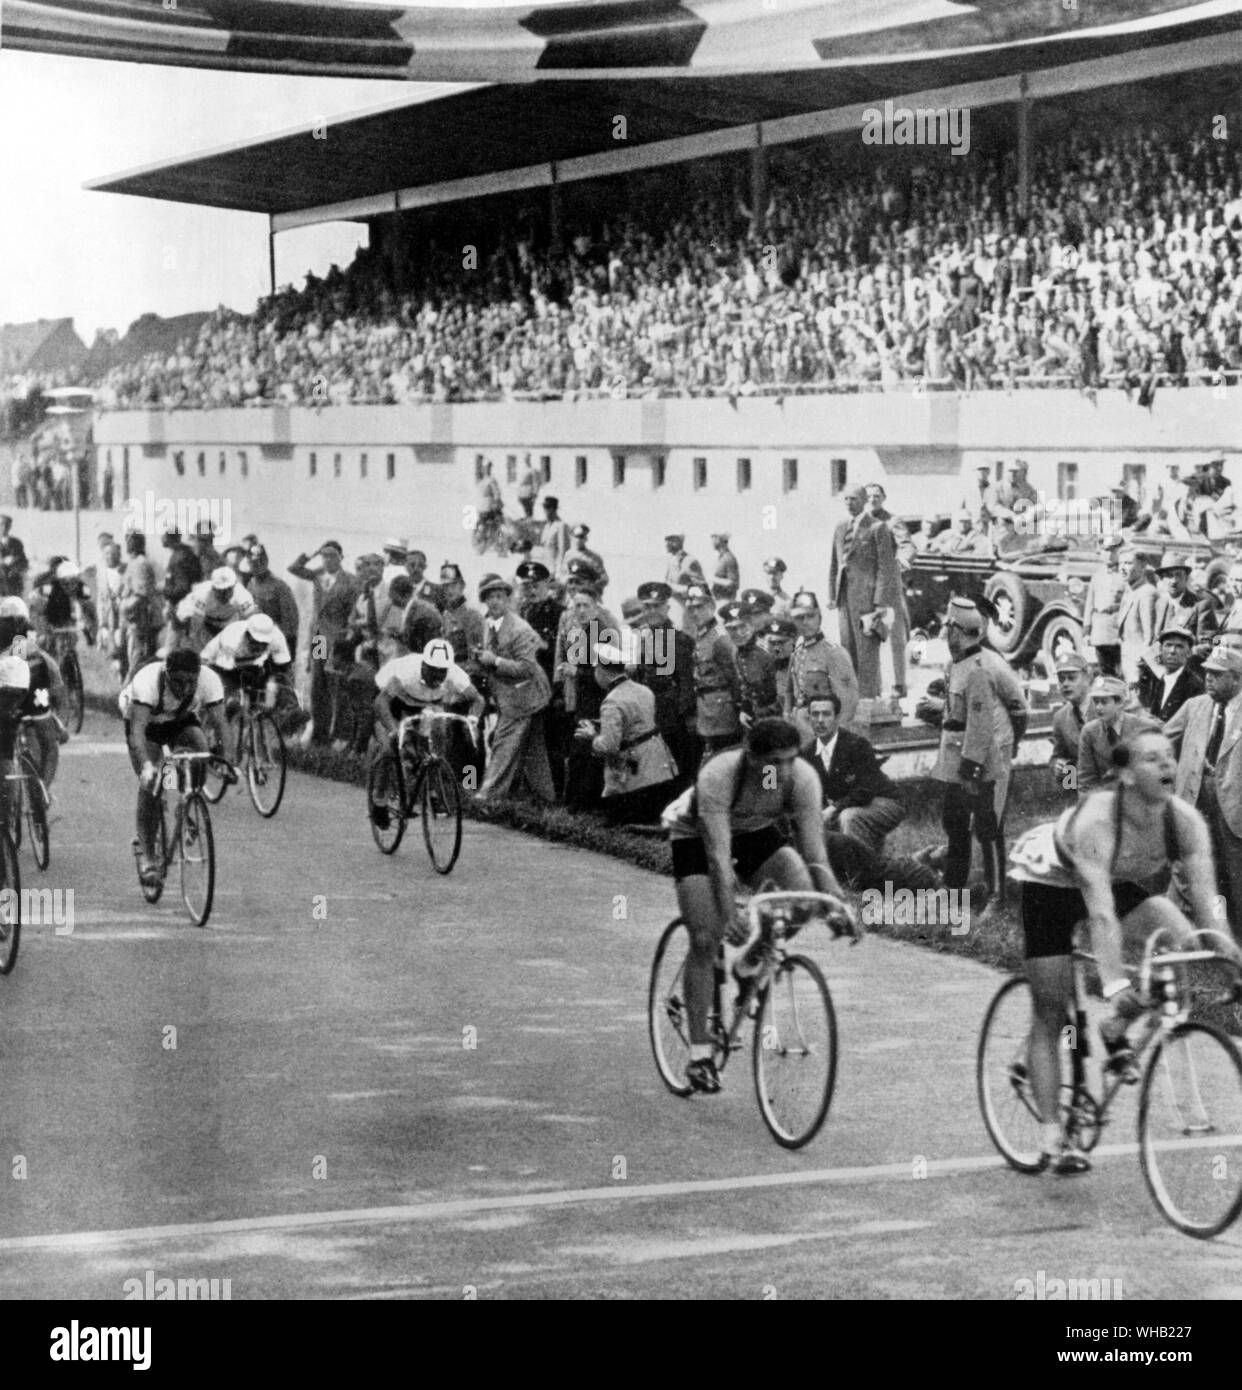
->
xmin=549 ymin=162 xmax=563 ymax=256
xmin=749 ymin=130 xmax=768 ymax=240
xmin=1017 ymin=75 xmax=1032 ymax=223
xmin=267 ymin=216 xmax=277 ymax=299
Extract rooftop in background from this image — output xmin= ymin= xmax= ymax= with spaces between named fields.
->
xmin=84 ymin=11 xmax=1242 ymax=219
xmin=0 ymin=320 xmax=87 ymax=377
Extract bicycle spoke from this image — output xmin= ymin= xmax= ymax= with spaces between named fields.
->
xmin=648 ymin=921 xmax=695 ymax=1097
xmin=977 ymin=976 xmax=1055 ymax=1173
xmin=753 ymin=955 xmax=836 ymax=1148
xmin=179 ymin=795 xmax=215 ymax=926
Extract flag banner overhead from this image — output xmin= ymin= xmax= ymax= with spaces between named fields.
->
xmin=5 ymin=0 xmax=1242 ymax=82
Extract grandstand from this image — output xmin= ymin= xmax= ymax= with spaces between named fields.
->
xmin=53 ymin=12 xmax=1242 ymax=597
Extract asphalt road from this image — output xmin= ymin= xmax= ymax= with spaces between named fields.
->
xmin=0 ymin=712 xmax=1239 ymax=1300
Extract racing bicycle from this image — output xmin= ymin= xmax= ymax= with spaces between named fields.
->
xmin=202 ymin=667 xmax=287 ymax=818
xmin=649 ymin=890 xmax=849 ymax=1149
xmin=6 ymin=720 xmax=50 ymax=870
xmin=46 ymin=625 xmax=85 ymax=734
xmin=978 ymin=926 xmax=1242 ymax=1239
xmin=367 ymin=710 xmax=472 ymax=874
xmin=132 ymin=749 xmax=215 ymax=926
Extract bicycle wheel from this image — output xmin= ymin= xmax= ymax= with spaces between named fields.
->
xmin=0 ymin=828 xmax=20 ymax=974
xmin=367 ymin=749 xmax=406 ymax=854
xmin=179 ymin=793 xmax=215 ymax=927
xmin=247 ymin=711 xmax=287 ymax=818
xmin=139 ymin=798 xmax=169 ymax=904
xmin=22 ymin=756 xmax=49 ymax=871
xmin=977 ymin=975 xmax=1057 ymax=1173
xmin=7 ymin=768 xmax=20 ymax=852
xmin=1139 ymin=1020 xmax=1242 ymax=1239
xmin=63 ymin=653 xmax=85 ymax=734
xmin=752 ymin=954 xmax=837 ymax=1149
xmin=421 ymin=756 xmax=462 ymax=874
xmin=648 ymin=919 xmax=695 ymax=1097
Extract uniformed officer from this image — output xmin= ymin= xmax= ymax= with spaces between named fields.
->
xmin=719 ymin=600 xmax=779 ymax=720
xmin=763 ymin=558 xmax=793 ymax=615
xmin=758 ymin=615 xmax=798 ymax=712
xmin=568 ymin=525 xmax=609 ymax=595
xmin=633 ymin=580 xmax=698 ymax=784
xmin=684 ymin=582 xmax=743 ymax=760
xmin=710 ymin=533 xmax=740 ymax=602
xmin=1082 ymin=535 xmax=1126 ymax=677
xmin=438 ymin=561 xmax=486 ymax=678
xmin=786 ymin=589 xmax=860 ymax=743
xmin=923 ymin=597 xmax=1028 ymax=910
xmin=738 ymin=588 xmax=775 ymax=618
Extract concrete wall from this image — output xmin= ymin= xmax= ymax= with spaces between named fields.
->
xmin=87 ymin=386 xmax=1239 ymax=610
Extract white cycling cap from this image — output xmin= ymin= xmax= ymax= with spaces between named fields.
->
xmin=211 ymin=566 xmax=238 ymax=590
xmin=246 ymin=613 xmax=275 ymax=644
xmin=0 ymin=597 xmax=29 ymax=621
xmin=422 ymin=638 xmax=453 ymax=670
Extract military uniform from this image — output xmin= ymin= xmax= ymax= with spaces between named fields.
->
xmin=568 ymin=545 xmax=609 ymax=592
xmin=931 ymin=642 xmax=1028 ymax=902
xmin=441 ymin=596 xmax=486 ymax=687
xmin=787 ymin=632 xmax=860 ymax=727
xmin=733 ymin=639 xmax=779 ymax=719
xmin=692 ymin=619 xmax=742 ymax=752
xmin=633 ymin=617 xmax=698 ymax=786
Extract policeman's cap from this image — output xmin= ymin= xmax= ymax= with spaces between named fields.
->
xmin=684 ymin=583 xmax=714 ymax=606
xmin=719 ymin=602 xmax=753 ymax=624
xmin=789 ymin=590 xmax=820 ymax=613
xmin=739 ymin=588 xmax=774 ymax=613
xmin=515 ymin=560 xmax=549 ymax=582
xmin=1054 ymin=652 xmax=1089 ymax=674
xmin=762 ymin=557 xmax=787 ymax=574
xmin=762 ymin=617 xmax=798 ymax=639
xmin=638 ymin=581 xmax=672 ymax=603
xmin=1089 ymin=675 xmax=1128 ymax=699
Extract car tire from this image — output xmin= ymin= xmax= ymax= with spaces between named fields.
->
xmin=1040 ymin=614 xmax=1083 ymax=668
xmin=984 ymin=572 xmax=1028 ymax=656
xmin=908 ymin=628 xmax=929 ymax=666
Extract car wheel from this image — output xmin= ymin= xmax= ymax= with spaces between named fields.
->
xmin=908 ymin=629 xmax=929 ymax=666
xmin=1040 ymin=614 xmax=1083 ymax=668
xmin=983 ymin=572 xmax=1028 ymax=655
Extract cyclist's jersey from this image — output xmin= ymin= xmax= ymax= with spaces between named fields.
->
xmin=375 ymin=654 xmax=475 ymax=708
xmin=176 ymin=582 xmax=258 ymax=647
xmin=36 ymin=577 xmax=86 ymax=629
xmin=663 ymin=747 xmax=822 ymax=842
xmin=21 ymin=647 xmax=58 ymax=721
xmin=1010 ymin=787 xmax=1184 ymax=894
xmin=119 ymin=662 xmax=225 ymax=721
xmin=0 ymin=654 xmax=31 ymax=760
xmin=200 ymin=620 xmax=292 ymax=671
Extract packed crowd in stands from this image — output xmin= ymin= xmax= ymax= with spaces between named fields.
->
xmin=92 ymin=117 xmax=1242 ymax=410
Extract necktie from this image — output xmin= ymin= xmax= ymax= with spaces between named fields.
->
xmin=1206 ymin=703 xmax=1226 ymax=768
xmin=1106 ymin=724 xmax=1118 ymax=749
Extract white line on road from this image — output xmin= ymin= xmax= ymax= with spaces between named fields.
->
xmin=0 ymin=1146 xmax=1133 ymax=1254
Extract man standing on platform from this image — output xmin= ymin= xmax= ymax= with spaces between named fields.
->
xmin=829 ymin=486 xmax=901 ymax=701
xmin=710 ymin=533 xmax=740 ymax=603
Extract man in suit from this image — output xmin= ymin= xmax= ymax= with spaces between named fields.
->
xmin=1049 ymin=651 xmax=1093 ymax=795
xmin=1140 ymin=624 xmax=1205 ymax=723
xmin=288 ymin=540 xmax=361 ymax=745
xmin=1166 ymin=645 xmax=1242 ymax=937
xmin=1076 ymin=675 xmax=1160 ymax=797
xmin=1082 ymin=537 xmax=1126 ymax=677
xmin=1117 ymin=546 xmax=1157 ymax=691
xmin=803 ymin=692 xmax=904 ymax=853
xmin=475 ymin=573 xmax=555 ymax=804
xmin=828 ymin=487 xmax=902 ymax=700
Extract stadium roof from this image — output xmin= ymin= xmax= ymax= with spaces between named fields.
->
xmin=85 ymin=10 xmax=1242 ymax=222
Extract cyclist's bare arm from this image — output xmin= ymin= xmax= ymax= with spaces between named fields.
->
xmin=203 ymin=700 xmax=228 ymax=752
xmin=1170 ymin=799 xmax=1224 ymax=939
xmin=699 ymin=810 xmax=739 ymax=933
xmin=460 ymin=685 xmax=485 ymax=720
xmin=1072 ymin=820 xmax=1129 ymax=987
xmin=374 ymin=683 xmax=407 ymax=736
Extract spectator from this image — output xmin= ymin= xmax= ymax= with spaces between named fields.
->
xmin=1049 ymin=651 xmax=1093 ymax=795
xmin=0 ymin=515 xmax=29 ymax=599
xmin=803 ymin=691 xmax=905 ymax=854
xmin=246 ymin=545 xmax=301 ymax=661
xmin=288 ymin=540 xmax=361 ymax=744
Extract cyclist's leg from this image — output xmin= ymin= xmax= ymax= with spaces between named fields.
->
xmin=127 ymin=722 xmax=163 ymax=870
xmin=173 ymin=721 xmax=210 ymax=789
xmin=1020 ymin=882 xmax=1083 ymax=1161
xmin=32 ymin=720 xmax=57 ymax=790
xmin=671 ymin=852 xmax=725 ymax=1050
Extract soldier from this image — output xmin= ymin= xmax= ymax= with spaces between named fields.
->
xmin=634 ymin=580 xmax=697 ymax=785
xmin=920 ymin=598 xmax=1028 ymax=911
xmin=684 ymin=582 xmax=743 ymax=761
xmin=568 ymin=525 xmax=609 ymax=594
xmin=1082 ymin=536 xmax=1126 ymax=677
xmin=719 ymin=600 xmax=779 ymax=721
xmin=786 ymin=589 xmax=860 ymax=745
xmin=762 ymin=558 xmax=793 ymax=615
xmin=758 ymin=615 xmax=798 ymax=713
xmin=1048 ymin=651 xmax=1093 ymax=796
xmin=738 ymin=588 xmax=775 ymax=619
xmin=438 ymin=562 xmax=486 ymax=680
xmin=710 ymin=532 xmax=740 ymax=602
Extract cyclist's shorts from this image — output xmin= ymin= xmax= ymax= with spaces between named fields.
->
xmin=125 ymin=714 xmax=202 ymax=755
xmin=671 ymin=825 xmax=788 ymax=884
xmin=1021 ymin=880 xmax=1154 ymax=959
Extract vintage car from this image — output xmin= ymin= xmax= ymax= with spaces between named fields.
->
xmin=904 ymin=532 xmax=1230 ymax=670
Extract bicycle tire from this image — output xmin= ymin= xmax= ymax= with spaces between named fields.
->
xmin=63 ymin=653 xmax=84 ymax=734
xmin=752 ymin=953 xmax=837 ymax=1149
xmin=22 ymin=755 xmax=49 ymax=871
xmin=977 ymin=975 xmax=1056 ymax=1173
xmin=367 ymin=749 xmax=406 ymax=854
xmin=648 ymin=919 xmax=695 ymax=1097
xmin=0 ymin=827 xmax=20 ymax=974
xmin=139 ymin=800 xmax=168 ymax=904
xmin=8 ymin=765 xmax=20 ymax=852
xmin=421 ymin=756 xmax=462 ymax=874
xmin=179 ymin=793 xmax=215 ymax=927
xmin=1139 ymin=1020 xmax=1242 ymax=1239
xmin=247 ymin=711 xmax=286 ymax=818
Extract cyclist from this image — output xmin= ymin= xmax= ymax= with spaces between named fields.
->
xmin=0 ymin=615 xmax=31 ymax=832
xmin=29 ymin=557 xmax=97 ymax=655
xmin=0 ymin=597 xmax=68 ymax=794
xmin=371 ymin=639 xmax=484 ymax=816
xmin=1009 ymin=726 xmax=1227 ymax=1175
xmin=201 ymin=612 xmax=300 ymax=745
xmin=119 ymin=648 xmax=228 ymax=885
xmin=174 ymin=567 xmax=258 ymax=653
xmin=662 ymin=716 xmax=859 ymax=1095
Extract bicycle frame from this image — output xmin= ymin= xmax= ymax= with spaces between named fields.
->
xmin=390 ymin=710 xmax=476 ymax=810
xmin=152 ymin=750 xmax=213 ymax=875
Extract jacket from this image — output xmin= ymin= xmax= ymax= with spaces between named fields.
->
xmin=1076 ymin=711 xmax=1161 ymax=796
xmin=592 ymin=677 xmax=678 ymax=797
xmin=1166 ymin=693 xmax=1242 ymax=835
xmin=801 ymin=728 xmax=899 ymax=811
xmin=483 ymin=610 xmax=552 ymax=717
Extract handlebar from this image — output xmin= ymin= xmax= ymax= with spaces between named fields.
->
xmin=745 ymin=890 xmax=860 ymax=941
